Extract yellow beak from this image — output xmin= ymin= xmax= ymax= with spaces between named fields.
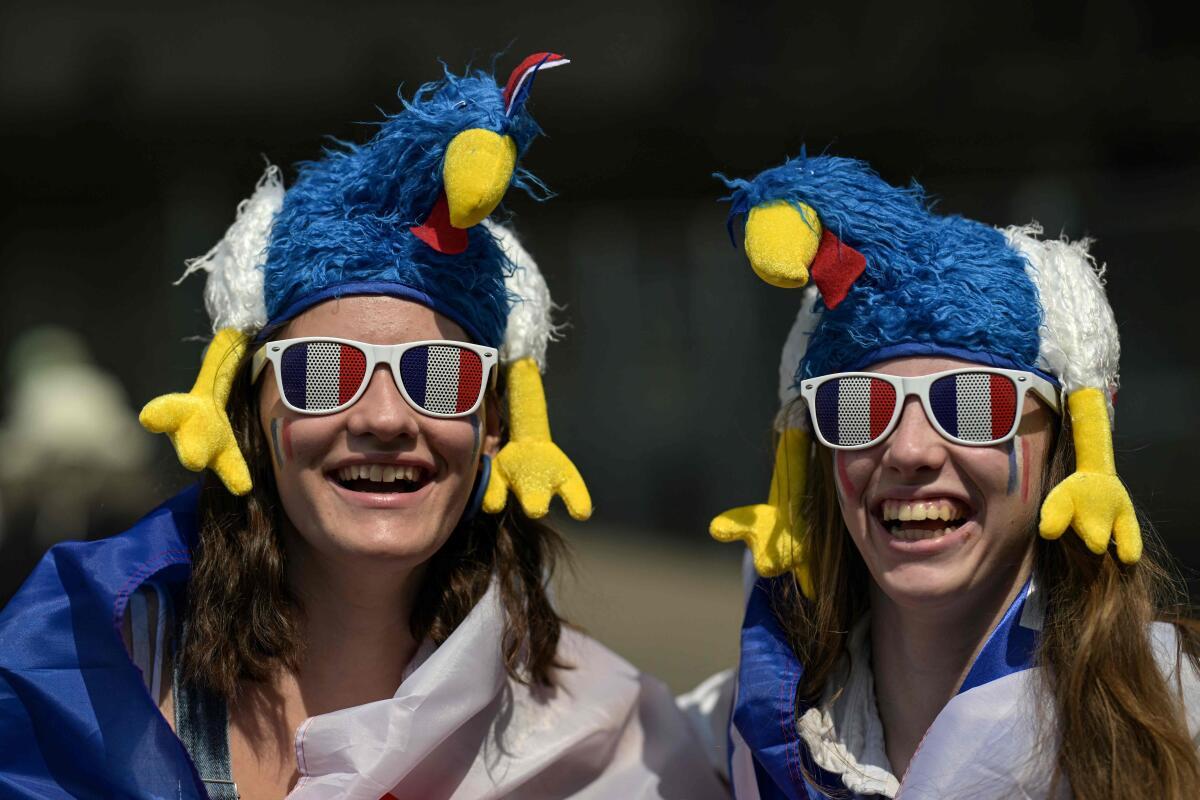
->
xmin=744 ymin=201 xmax=822 ymax=288
xmin=442 ymin=128 xmax=518 ymax=229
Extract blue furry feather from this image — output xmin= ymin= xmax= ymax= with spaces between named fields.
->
xmin=263 ymin=65 xmax=545 ymax=346
xmin=720 ymin=155 xmax=1043 ymax=383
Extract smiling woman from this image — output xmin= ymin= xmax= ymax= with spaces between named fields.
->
xmin=0 ymin=56 xmax=726 ymax=800
xmin=697 ymin=155 xmax=1200 ymax=799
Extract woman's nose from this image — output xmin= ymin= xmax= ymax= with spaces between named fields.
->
xmin=344 ymin=364 xmax=420 ymax=441
xmin=880 ymin=396 xmax=948 ymax=476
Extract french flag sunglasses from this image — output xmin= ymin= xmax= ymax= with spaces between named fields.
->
xmin=798 ymin=367 xmax=1061 ymax=450
xmin=251 ymin=337 xmax=498 ymax=418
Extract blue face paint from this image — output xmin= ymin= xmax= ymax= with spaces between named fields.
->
xmin=1006 ymin=436 xmax=1020 ymax=496
xmin=269 ymin=418 xmax=287 ymax=467
xmin=469 ymin=412 xmax=482 ymax=461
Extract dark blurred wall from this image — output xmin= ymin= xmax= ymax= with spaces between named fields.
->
xmin=2 ymin=1 xmax=1198 ymax=592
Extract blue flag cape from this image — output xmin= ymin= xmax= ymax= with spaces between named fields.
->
xmin=731 ymin=575 xmax=1040 ymax=799
xmin=0 ymin=486 xmax=208 ymax=798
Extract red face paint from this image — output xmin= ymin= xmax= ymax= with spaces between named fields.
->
xmin=835 ymin=450 xmax=857 ymax=498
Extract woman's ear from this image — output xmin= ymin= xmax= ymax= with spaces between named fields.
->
xmin=482 ymin=392 xmax=503 ymax=457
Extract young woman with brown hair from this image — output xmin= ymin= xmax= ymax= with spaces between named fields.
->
xmin=0 ymin=56 xmax=726 ymax=800
xmin=700 ymin=154 xmax=1200 ymax=798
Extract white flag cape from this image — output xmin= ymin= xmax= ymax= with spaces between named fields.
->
xmin=287 ymin=580 xmax=728 ymax=799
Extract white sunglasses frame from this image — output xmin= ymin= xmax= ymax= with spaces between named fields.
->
xmin=251 ymin=336 xmax=498 ymax=419
xmin=798 ymin=367 xmax=1061 ymax=451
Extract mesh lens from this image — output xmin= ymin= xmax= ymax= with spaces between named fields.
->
xmin=279 ymin=341 xmax=368 ymax=412
xmin=813 ymin=375 xmax=897 ymax=447
xmin=928 ymin=372 xmax=1018 ymax=443
xmin=398 ymin=344 xmax=484 ymax=415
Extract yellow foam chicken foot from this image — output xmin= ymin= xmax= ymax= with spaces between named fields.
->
xmin=483 ymin=357 xmax=591 ymax=520
xmin=139 ymin=328 xmax=252 ymax=495
xmin=710 ymin=427 xmax=813 ymax=597
xmin=1039 ymin=387 xmax=1141 ymax=563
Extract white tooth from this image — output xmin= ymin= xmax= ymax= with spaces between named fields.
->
xmin=382 ymin=466 xmax=396 ymax=483
xmin=898 ymin=505 xmax=913 ymax=522
xmin=914 ymin=505 xmax=929 ymax=521
xmin=405 ymin=466 xmax=417 ymax=482
xmin=357 ymin=465 xmax=369 ymax=480
xmin=938 ymin=504 xmax=951 ymax=521
xmin=369 ymin=464 xmax=382 ymax=482
xmin=339 ymin=467 xmax=350 ymax=481
xmin=883 ymin=501 xmax=896 ymax=522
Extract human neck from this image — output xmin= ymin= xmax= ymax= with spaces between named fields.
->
xmin=228 ymin=533 xmax=425 ymax=781
xmin=283 ymin=533 xmax=425 ymax=714
xmin=869 ymin=556 xmax=1033 ymax=779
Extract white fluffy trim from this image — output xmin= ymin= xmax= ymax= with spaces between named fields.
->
xmin=487 ymin=220 xmax=560 ymax=371
xmin=1003 ymin=224 xmax=1120 ymax=417
xmin=177 ymin=165 xmax=284 ymax=333
xmin=775 ymin=286 xmax=822 ymax=431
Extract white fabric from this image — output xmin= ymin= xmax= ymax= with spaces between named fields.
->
xmin=775 ymin=286 xmax=821 ymax=432
xmin=490 ymin=221 xmax=560 ymax=371
xmin=1003 ymin=224 xmax=1120 ymax=418
xmin=795 ymin=617 xmax=897 ymax=797
xmin=720 ymin=615 xmax=1200 ymax=799
xmin=179 ymin=164 xmax=282 ymax=334
xmin=288 ymin=581 xmax=727 ymax=799
xmin=677 ymin=668 xmax=736 ymax=780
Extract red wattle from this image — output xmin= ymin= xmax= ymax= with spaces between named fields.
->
xmin=811 ymin=229 xmax=866 ymax=309
xmin=410 ymin=192 xmax=468 ymax=255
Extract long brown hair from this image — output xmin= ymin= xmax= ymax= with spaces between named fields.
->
xmin=773 ymin=412 xmax=1200 ymax=798
xmin=180 ymin=350 xmax=568 ymax=700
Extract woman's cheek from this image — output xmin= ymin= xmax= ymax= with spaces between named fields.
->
xmin=834 ymin=451 xmax=866 ymax=501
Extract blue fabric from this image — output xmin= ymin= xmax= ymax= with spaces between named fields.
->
xmin=718 ymin=155 xmax=1045 ymax=384
xmin=958 ymin=579 xmax=1039 ymax=694
xmin=731 ymin=576 xmax=1040 ymax=798
xmin=0 ymin=487 xmax=206 ymax=799
xmin=730 ymin=579 xmax=841 ymax=799
xmin=263 ymin=65 xmax=547 ymax=348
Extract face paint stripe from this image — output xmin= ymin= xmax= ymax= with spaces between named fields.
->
xmin=1007 ymin=437 xmax=1019 ymax=495
xmin=835 ymin=450 xmax=856 ymax=498
xmin=469 ymin=412 xmax=482 ymax=460
xmin=1021 ymin=433 xmax=1032 ymax=503
xmin=281 ymin=418 xmax=294 ymax=461
xmin=269 ymin=418 xmax=286 ymax=466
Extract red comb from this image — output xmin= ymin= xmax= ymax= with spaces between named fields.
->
xmin=502 ymin=52 xmax=569 ymax=116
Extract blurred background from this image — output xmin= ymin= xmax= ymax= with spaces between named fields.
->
xmin=2 ymin=0 xmax=1197 ymax=692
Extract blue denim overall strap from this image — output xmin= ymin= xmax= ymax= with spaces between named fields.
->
xmin=173 ymin=623 xmax=239 ymax=800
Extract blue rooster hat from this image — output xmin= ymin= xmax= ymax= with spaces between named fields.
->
xmin=141 ymin=54 xmax=596 ymax=526
xmin=722 ymin=155 xmax=1047 ymax=384
xmin=712 ymin=152 xmax=1141 ymax=591
xmin=263 ymin=55 xmax=564 ymax=347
